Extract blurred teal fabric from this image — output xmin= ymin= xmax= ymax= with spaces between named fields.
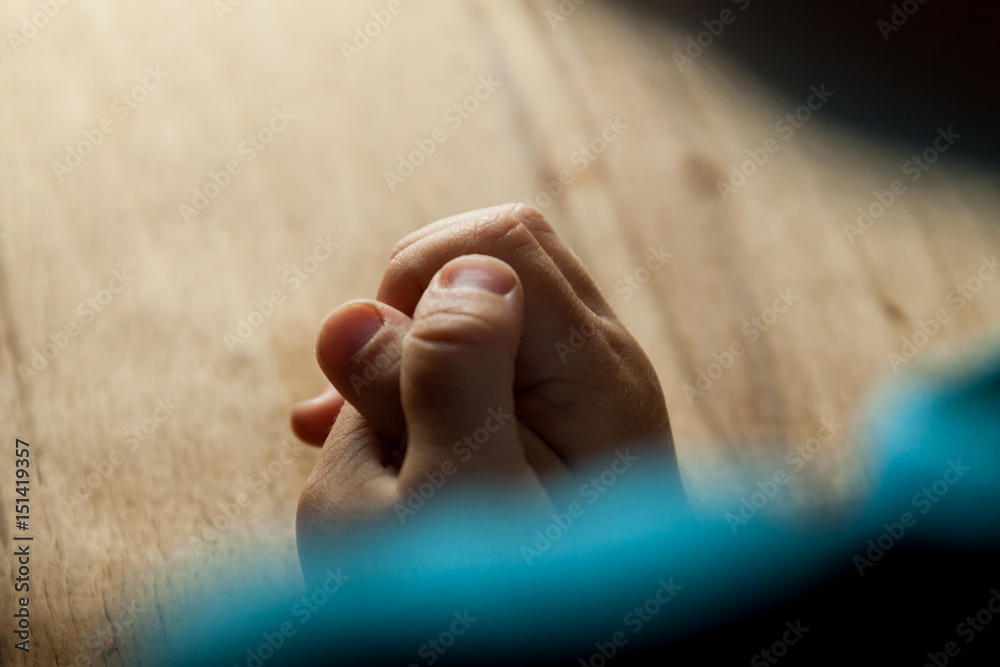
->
xmin=154 ymin=353 xmax=1000 ymax=666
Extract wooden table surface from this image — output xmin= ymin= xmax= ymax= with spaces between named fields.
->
xmin=1 ymin=0 xmax=998 ymax=664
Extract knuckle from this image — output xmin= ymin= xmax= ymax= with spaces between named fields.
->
xmin=456 ymin=205 xmax=539 ymax=256
xmin=508 ymin=202 xmax=553 ymax=234
xmin=474 ymin=206 xmax=530 ymax=243
xmin=387 ymin=204 xmax=547 ymax=267
xmin=388 ymin=230 xmax=428 ymax=263
xmin=388 ymin=239 xmax=410 ymax=263
xmin=406 ymin=305 xmax=504 ymax=350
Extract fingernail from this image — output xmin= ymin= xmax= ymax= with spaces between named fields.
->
xmin=319 ymin=303 xmax=383 ymax=367
xmin=441 ymin=257 xmax=516 ymax=295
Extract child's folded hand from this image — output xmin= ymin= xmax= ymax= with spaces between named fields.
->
xmin=293 ymin=204 xmax=676 ymax=578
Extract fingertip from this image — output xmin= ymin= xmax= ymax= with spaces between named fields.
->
xmin=317 ymin=301 xmax=384 ymax=371
xmin=291 ymin=386 xmax=345 ymax=446
xmin=398 ymin=256 xmax=528 ymax=483
xmin=407 ymin=255 xmax=525 ymax=355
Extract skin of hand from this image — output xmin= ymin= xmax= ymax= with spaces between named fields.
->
xmin=295 ymin=204 xmax=677 ymax=574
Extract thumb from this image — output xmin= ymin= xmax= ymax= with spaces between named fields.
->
xmin=397 ymin=255 xmax=533 ymax=490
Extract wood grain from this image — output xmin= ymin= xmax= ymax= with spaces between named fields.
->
xmin=1 ymin=0 xmax=998 ymax=663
